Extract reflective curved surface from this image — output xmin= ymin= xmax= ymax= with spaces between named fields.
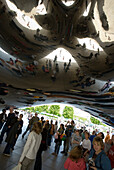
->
xmin=0 ymin=0 xmax=114 ymax=126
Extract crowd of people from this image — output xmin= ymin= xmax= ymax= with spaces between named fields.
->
xmin=0 ymin=108 xmax=113 ymax=170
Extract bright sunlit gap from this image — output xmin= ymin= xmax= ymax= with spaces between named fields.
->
xmin=77 ymin=38 xmax=103 ymax=51
xmin=83 ymin=3 xmax=91 ymax=16
xmin=62 ymin=0 xmax=75 ymax=6
xmin=45 ymin=48 xmax=76 ymax=63
xmin=5 ymin=0 xmax=42 ymax=30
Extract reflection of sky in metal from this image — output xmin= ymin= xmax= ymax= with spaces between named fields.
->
xmin=62 ymin=0 xmax=75 ymax=6
xmin=77 ymin=38 xmax=103 ymax=51
xmin=45 ymin=48 xmax=76 ymax=63
xmin=6 ymin=0 xmax=42 ymax=30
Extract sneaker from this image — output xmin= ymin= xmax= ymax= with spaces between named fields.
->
xmin=61 ymin=151 xmax=65 ymax=154
xmin=3 ymin=153 xmax=10 ymax=157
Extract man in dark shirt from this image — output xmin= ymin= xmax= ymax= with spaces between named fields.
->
xmin=0 ymin=107 xmax=16 ymax=144
xmin=0 ymin=109 xmax=7 ymax=130
xmin=61 ymin=120 xmax=75 ymax=156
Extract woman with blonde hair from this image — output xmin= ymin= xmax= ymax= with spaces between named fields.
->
xmin=64 ymin=145 xmax=86 ymax=170
xmin=19 ymin=122 xmax=42 ymax=170
xmin=89 ymin=136 xmax=111 ymax=170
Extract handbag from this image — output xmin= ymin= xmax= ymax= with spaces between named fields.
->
xmin=54 ymin=133 xmax=58 ymax=139
xmin=12 ymin=163 xmax=22 ymax=170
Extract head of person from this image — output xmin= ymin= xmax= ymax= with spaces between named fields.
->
xmin=107 ymin=131 xmax=109 ymax=135
xmin=92 ymin=131 xmax=96 ymax=135
xmin=45 ymin=120 xmax=49 ymax=124
xmin=55 ymin=120 xmax=58 ymax=125
xmin=19 ymin=114 xmax=23 ymax=119
xmin=69 ymin=145 xmax=82 ymax=162
xmin=41 ymin=116 xmax=44 ymax=121
xmin=60 ymin=124 xmax=64 ymax=130
xmin=44 ymin=123 xmax=49 ymax=130
xmin=9 ymin=107 xmax=14 ymax=113
xmin=2 ymin=109 xmax=6 ymax=114
xmin=15 ymin=111 xmax=19 ymax=117
xmin=85 ymin=131 xmax=90 ymax=139
xmin=32 ymin=122 xmax=42 ymax=134
xmin=93 ymin=136 xmax=104 ymax=153
xmin=97 ymin=132 xmax=104 ymax=139
xmin=75 ymin=129 xmax=80 ymax=136
xmin=35 ymin=113 xmax=38 ymax=117
xmin=71 ymin=120 xmax=74 ymax=125
xmin=51 ymin=120 xmax=53 ymax=124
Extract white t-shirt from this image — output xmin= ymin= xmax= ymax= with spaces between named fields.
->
xmin=19 ymin=131 xmax=42 ymax=162
xmin=82 ymin=139 xmax=91 ymax=151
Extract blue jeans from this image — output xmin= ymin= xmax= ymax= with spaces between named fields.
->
xmin=55 ymin=141 xmax=60 ymax=154
xmin=3 ymin=143 xmax=12 ymax=154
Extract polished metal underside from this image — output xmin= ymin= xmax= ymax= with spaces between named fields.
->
xmin=0 ymin=0 xmax=114 ymax=126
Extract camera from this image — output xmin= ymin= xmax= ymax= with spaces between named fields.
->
xmin=88 ymin=158 xmax=94 ymax=166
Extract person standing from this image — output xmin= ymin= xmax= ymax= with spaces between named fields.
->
xmin=0 ymin=109 xmax=7 ymax=130
xmin=19 ymin=122 xmax=42 ymax=170
xmin=34 ymin=122 xmax=49 ymax=170
xmin=105 ymin=131 xmax=110 ymax=143
xmin=61 ymin=120 xmax=75 ymax=156
xmin=29 ymin=113 xmax=39 ymax=131
xmin=52 ymin=124 xmax=64 ymax=156
xmin=0 ymin=107 xmax=16 ymax=144
xmin=3 ymin=114 xmax=23 ymax=156
xmin=71 ymin=129 xmax=82 ymax=150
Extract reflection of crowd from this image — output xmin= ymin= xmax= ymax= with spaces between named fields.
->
xmin=0 ymin=110 xmax=113 ymax=170
xmin=0 ymin=56 xmax=39 ymax=76
xmin=70 ymin=76 xmax=95 ymax=89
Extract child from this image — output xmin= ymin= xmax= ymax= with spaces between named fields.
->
xmin=64 ymin=145 xmax=86 ymax=170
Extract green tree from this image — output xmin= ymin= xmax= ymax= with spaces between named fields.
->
xmin=63 ymin=106 xmax=74 ymax=119
xmin=49 ymin=105 xmax=61 ymax=117
xmin=34 ymin=105 xmax=49 ymax=113
xmin=90 ymin=116 xmax=101 ymax=125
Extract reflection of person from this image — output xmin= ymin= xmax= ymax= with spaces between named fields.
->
xmin=89 ymin=136 xmax=111 ymax=170
xmin=100 ymin=80 xmax=111 ymax=92
xmin=19 ymin=122 xmax=42 ymax=170
xmin=64 ymin=146 xmax=86 ymax=170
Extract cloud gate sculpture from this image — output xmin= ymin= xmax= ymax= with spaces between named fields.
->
xmin=0 ymin=0 xmax=114 ymax=126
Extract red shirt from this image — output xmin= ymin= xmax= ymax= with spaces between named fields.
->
xmin=64 ymin=158 xmax=86 ymax=170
